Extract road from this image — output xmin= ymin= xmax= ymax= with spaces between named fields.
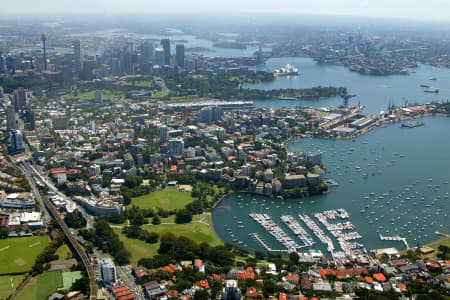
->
xmin=154 ymin=76 xmax=170 ymax=93
xmin=116 ymin=265 xmax=145 ymax=300
xmin=21 ymin=161 xmax=98 ymax=299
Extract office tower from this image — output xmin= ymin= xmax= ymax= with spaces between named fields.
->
xmin=6 ymin=105 xmax=17 ymax=130
xmin=111 ymin=57 xmax=121 ymax=76
xmin=13 ymin=87 xmax=26 ymax=110
xmin=9 ymin=130 xmax=24 ymax=153
xmin=41 ymin=33 xmax=47 ymax=71
xmin=175 ymin=44 xmax=185 ymax=68
xmin=159 ymin=125 xmax=168 ymax=143
xmin=140 ymin=41 xmax=154 ymax=64
xmin=73 ymin=40 xmax=83 ymax=74
xmin=154 ymin=47 xmax=165 ymax=66
xmin=0 ymin=50 xmax=4 ymax=74
xmin=24 ymin=109 xmax=35 ymax=130
xmin=51 ymin=112 xmax=69 ymax=130
xmin=160 ymin=39 xmax=171 ymax=65
xmin=95 ymin=90 xmax=102 ymax=104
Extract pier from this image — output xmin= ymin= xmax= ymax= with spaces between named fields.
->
xmin=248 ymin=233 xmax=288 ymax=253
xmin=379 ymin=234 xmax=409 ymax=249
xmin=281 ymin=215 xmax=315 ymax=247
xmin=298 ymin=214 xmax=335 ymax=253
xmin=249 ymin=213 xmax=301 ymax=251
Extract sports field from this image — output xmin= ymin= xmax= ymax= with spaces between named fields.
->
xmin=0 ymin=236 xmax=51 ymax=274
xmin=55 ymin=243 xmax=73 ymax=260
xmin=15 ymin=271 xmax=62 ymax=300
xmin=114 ymin=213 xmax=222 ymax=265
xmin=0 ymin=275 xmax=26 ymax=299
xmin=131 ymin=188 xmax=195 ymax=210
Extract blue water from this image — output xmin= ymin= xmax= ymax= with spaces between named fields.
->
xmin=245 ymin=57 xmax=450 ymax=115
xmin=212 ymin=117 xmax=450 ymax=255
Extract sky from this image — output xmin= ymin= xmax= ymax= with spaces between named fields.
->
xmin=2 ymin=0 xmax=450 ymax=22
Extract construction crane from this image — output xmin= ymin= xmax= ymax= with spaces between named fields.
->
xmin=341 ymin=94 xmax=356 ymax=107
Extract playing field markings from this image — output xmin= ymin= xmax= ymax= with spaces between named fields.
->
xmin=29 ymin=242 xmax=41 ymax=248
xmin=0 ymin=246 xmax=9 ymax=252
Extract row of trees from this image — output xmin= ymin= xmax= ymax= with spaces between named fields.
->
xmin=80 ymin=218 xmax=130 ymax=265
xmin=32 ymin=233 xmax=65 ymax=275
xmin=122 ymin=225 xmax=159 ymax=244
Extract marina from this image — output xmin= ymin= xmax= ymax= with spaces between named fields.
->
xmin=280 ymin=215 xmax=315 ymax=247
xmin=298 ymin=214 xmax=334 ymax=253
xmin=212 ymin=117 xmax=450 ymax=256
xmin=249 ymin=213 xmax=300 ymax=251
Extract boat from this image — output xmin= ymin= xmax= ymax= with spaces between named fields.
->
xmin=429 ymin=77 xmax=437 ymax=81
xmin=424 ymin=88 xmax=439 ymax=93
xmin=278 ymin=96 xmax=297 ymax=100
xmin=274 ymin=64 xmax=299 ymax=76
xmin=420 ymin=84 xmax=430 ymax=88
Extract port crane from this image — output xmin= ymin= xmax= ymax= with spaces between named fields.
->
xmin=341 ymin=94 xmax=356 ymax=107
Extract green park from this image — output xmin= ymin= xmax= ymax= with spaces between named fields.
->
xmin=0 ymin=235 xmax=51 ymax=274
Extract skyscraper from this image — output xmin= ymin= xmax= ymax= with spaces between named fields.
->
xmin=160 ymin=39 xmax=171 ymax=66
xmin=175 ymin=44 xmax=185 ymax=68
xmin=9 ymin=130 xmax=24 ymax=154
xmin=6 ymin=105 xmax=17 ymax=130
xmin=73 ymin=39 xmax=83 ymax=75
xmin=140 ymin=41 xmax=154 ymax=64
xmin=13 ymin=87 xmax=26 ymax=110
xmin=154 ymin=47 xmax=165 ymax=66
xmin=0 ymin=50 xmax=5 ymax=74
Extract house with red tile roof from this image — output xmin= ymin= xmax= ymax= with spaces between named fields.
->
xmin=373 ymin=273 xmax=387 ymax=282
xmin=365 ymin=276 xmax=374 ymax=284
xmin=246 ymin=287 xmax=262 ymax=298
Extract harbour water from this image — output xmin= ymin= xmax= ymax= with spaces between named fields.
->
xmin=246 ymin=57 xmax=450 ymax=115
xmin=212 ymin=117 xmax=450 ymax=255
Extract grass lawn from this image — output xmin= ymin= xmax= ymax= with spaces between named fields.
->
xmin=15 ymin=271 xmax=62 ymax=300
xmin=0 ymin=275 xmax=26 ymax=299
xmin=151 ymin=91 xmax=169 ymax=98
xmin=65 ymin=89 xmax=135 ymax=103
xmin=131 ymin=189 xmax=195 ymax=210
xmin=0 ymin=236 xmax=50 ymax=275
xmin=114 ymin=213 xmax=222 ymax=265
xmin=55 ymin=243 xmax=73 ymax=260
xmin=420 ymin=237 xmax=450 ymax=259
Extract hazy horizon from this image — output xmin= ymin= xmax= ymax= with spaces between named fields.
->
xmin=2 ymin=0 xmax=450 ymax=23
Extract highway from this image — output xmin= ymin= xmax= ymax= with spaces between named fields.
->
xmin=21 ymin=162 xmax=98 ymax=299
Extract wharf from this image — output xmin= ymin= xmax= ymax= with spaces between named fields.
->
xmin=248 ymin=233 xmax=288 ymax=253
xmin=379 ymin=234 xmax=409 ymax=249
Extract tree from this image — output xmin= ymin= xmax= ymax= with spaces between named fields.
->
xmin=71 ymin=276 xmax=90 ymax=294
xmin=130 ymin=212 xmax=146 ymax=226
xmin=64 ymin=210 xmax=87 ymax=229
xmin=254 ymin=251 xmax=266 ymax=260
xmin=0 ymin=227 xmax=9 ymax=239
xmin=146 ymin=232 xmax=159 ymax=244
xmin=193 ymin=289 xmax=209 ymax=300
xmin=175 ymin=209 xmax=192 ymax=224
xmin=289 ymin=252 xmax=299 ymax=264
xmin=152 ymin=215 xmax=161 ymax=225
